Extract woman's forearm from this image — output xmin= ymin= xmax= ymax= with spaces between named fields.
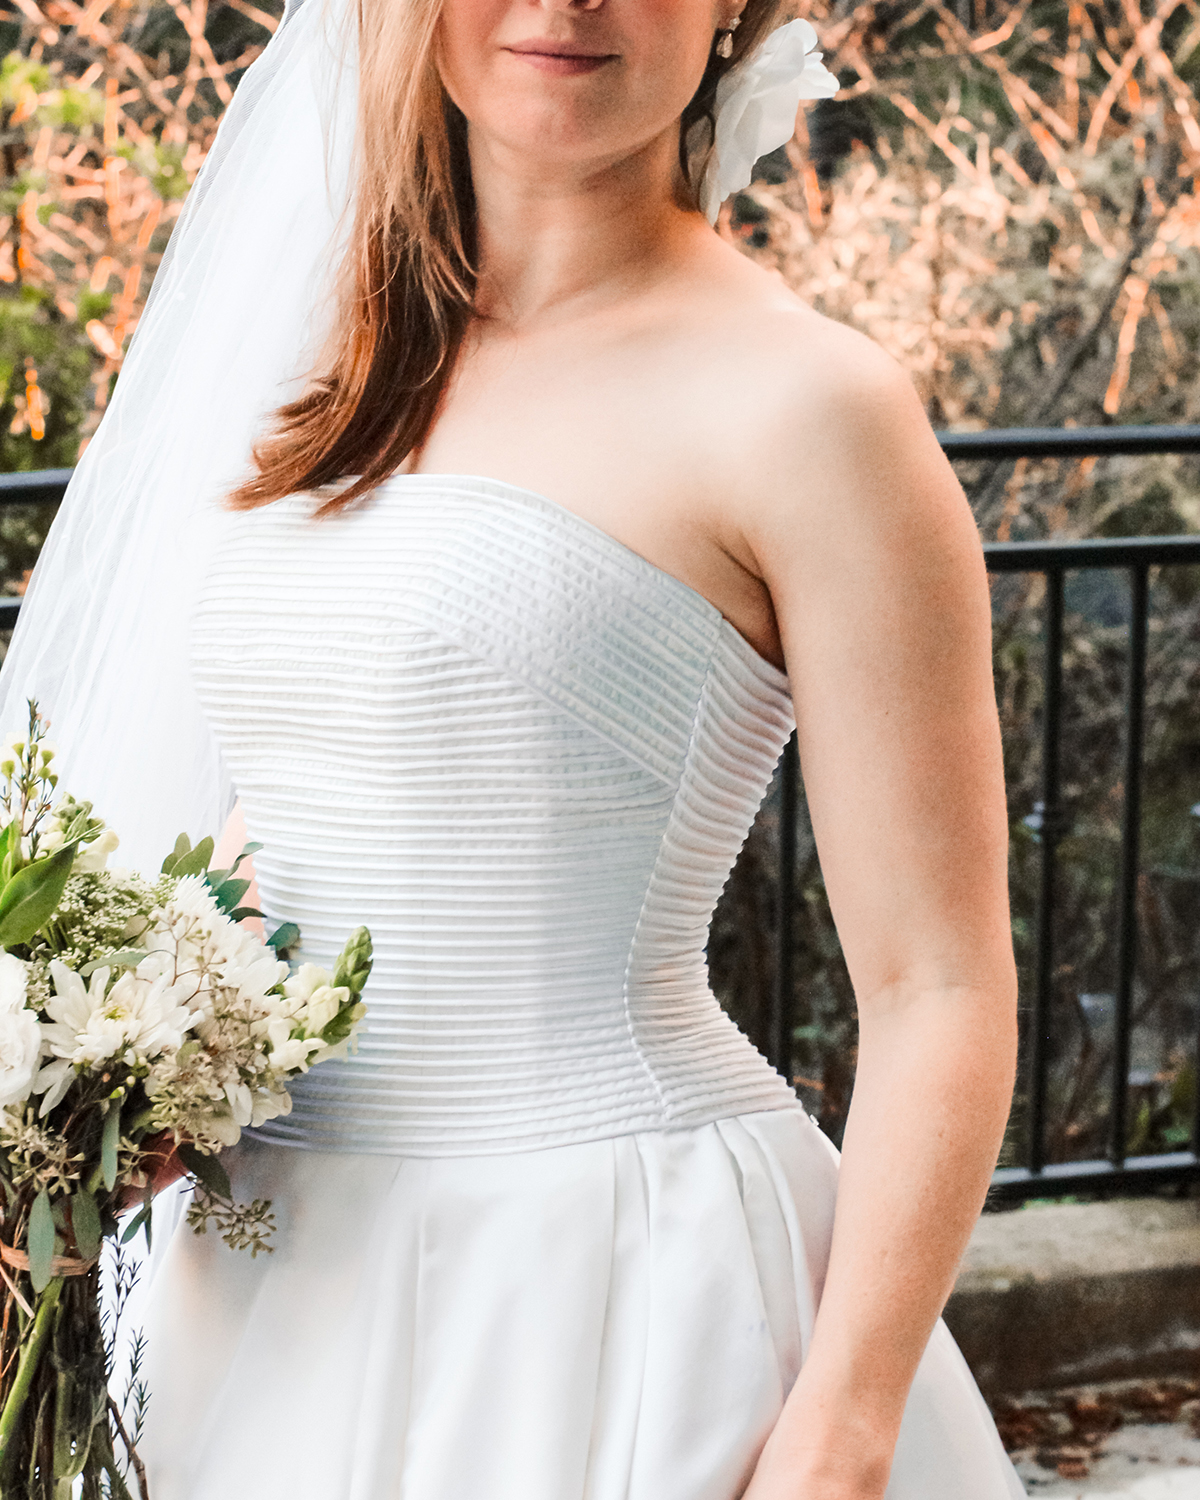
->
xmin=747 ymin=982 xmax=1017 ymax=1496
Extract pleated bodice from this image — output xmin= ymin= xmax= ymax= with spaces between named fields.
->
xmin=191 ymin=476 xmax=799 ymax=1155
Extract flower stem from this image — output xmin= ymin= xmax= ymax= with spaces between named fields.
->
xmin=0 ymin=1276 xmax=62 ymax=1479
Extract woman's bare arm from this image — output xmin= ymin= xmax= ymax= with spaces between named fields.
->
xmin=738 ymin=332 xmax=1017 ymax=1498
xmin=212 ymin=799 xmax=263 ymax=938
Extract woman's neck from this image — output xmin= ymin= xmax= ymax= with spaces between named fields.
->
xmin=468 ymin=125 xmax=704 ymax=330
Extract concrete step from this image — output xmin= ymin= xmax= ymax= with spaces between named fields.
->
xmin=944 ymin=1196 xmax=1200 ymax=1397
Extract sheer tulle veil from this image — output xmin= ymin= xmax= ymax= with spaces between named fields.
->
xmin=0 ymin=0 xmax=356 ymax=873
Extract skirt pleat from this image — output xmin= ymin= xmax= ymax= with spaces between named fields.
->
xmin=120 ymin=1107 xmax=1025 ymax=1499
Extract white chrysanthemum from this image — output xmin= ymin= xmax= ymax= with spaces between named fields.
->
xmin=0 ymin=1004 xmax=41 ymax=1107
xmin=166 ymin=873 xmax=221 ymax=923
xmin=698 ymin=19 xmax=839 ymax=223
xmin=0 ymin=953 xmax=29 ymax=1016
xmin=40 ymin=960 xmax=197 ymax=1071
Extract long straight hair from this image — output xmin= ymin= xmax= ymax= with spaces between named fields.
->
xmin=228 ymin=0 xmax=786 ymax=516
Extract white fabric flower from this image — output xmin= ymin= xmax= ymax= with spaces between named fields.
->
xmin=0 ymin=1004 xmax=42 ymax=1107
xmin=0 ymin=954 xmax=29 ymax=1015
xmin=698 ymin=18 xmax=839 ymax=223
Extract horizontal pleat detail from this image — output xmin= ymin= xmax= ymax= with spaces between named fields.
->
xmin=191 ymin=478 xmax=799 ymax=1154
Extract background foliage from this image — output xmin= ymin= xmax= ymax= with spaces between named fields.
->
xmin=709 ymin=0 xmax=1200 ymax=1165
xmin=0 ymin=0 xmax=1195 ymax=1171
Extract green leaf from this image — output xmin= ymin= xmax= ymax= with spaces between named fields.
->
xmin=205 ymin=842 xmax=263 ymax=891
xmin=78 ymin=947 xmax=146 ymax=978
xmin=100 ymin=1103 xmax=121 ymax=1193
xmin=120 ymin=1204 xmax=149 ymax=1245
xmin=169 ymin=837 xmax=214 ymax=879
xmin=0 ymin=818 xmax=19 ymax=877
xmin=69 ymin=1190 xmax=100 ymax=1260
xmin=0 ymin=843 xmax=78 ymax=948
xmin=27 ymin=1189 xmax=55 ymax=1293
xmin=211 ymin=877 xmax=250 ymax=914
xmin=229 ymin=907 xmax=265 ymax=923
xmin=177 ymin=1143 xmax=231 ymax=1201
xmin=232 ymin=842 xmax=263 ymax=871
xmin=161 ymin=832 xmax=191 ymax=875
xmin=320 ymin=1009 xmax=356 ymax=1045
xmin=266 ymin=922 xmax=300 ymax=953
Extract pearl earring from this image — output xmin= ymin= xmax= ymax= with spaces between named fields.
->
xmin=716 ymin=14 xmax=740 ymax=58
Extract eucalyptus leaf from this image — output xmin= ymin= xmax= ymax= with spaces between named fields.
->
xmin=170 ymin=836 xmax=214 ymax=879
xmin=100 ymin=1104 xmax=121 ymax=1193
xmin=232 ymin=841 xmax=263 ymax=871
xmin=27 ymin=1188 xmax=55 ymax=1293
xmin=205 ymin=840 xmax=263 ymax=890
xmin=69 ymin=1190 xmax=101 ymax=1260
xmin=266 ymin=921 xmax=300 ymax=953
xmin=177 ymin=1143 xmax=231 ymax=1201
xmin=161 ymin=832 xmax=191 ymax=875
xmin=211 ymin=877 xmax=250 ymax=914
xmin=0 ymin=842 xmax=79 ymax=948
xmin=229 ymin=906 xmax=265 ymax=923
xmin=119 ymin=1205 xmax=149 ymax=1245
xmin=78 ymin=948 xmax=146 ymax=978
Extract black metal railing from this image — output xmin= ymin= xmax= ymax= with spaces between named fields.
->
xmin=4 ymin=432 xmax=1200 ymax=1202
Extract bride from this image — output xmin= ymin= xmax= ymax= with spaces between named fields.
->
xmin=1 ymin=0 xmax=1026 ymax=1495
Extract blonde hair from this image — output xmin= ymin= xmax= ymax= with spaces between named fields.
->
xmin=229 ymin=0 xmax=786 ymax=515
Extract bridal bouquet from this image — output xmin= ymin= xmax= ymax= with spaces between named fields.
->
xmin=0 ymin=702 xmax=371 ymax=1498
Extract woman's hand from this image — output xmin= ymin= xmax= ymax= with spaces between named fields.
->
xmin=740 ymin=1377 xmax=895 ymax=1500
xmin=743 ymin=1449 xmax=889 ymax=1500
xmin=115 ymin=1130 xmax=188 ymax=1213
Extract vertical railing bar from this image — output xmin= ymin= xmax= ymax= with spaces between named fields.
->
xmin=1192 ymin=994 xmax=1200 ymax=1157
xmin=1109 ymin=564 xmax=1149 ymax=1167
xmin=1029 ymin=566 xmax=1064 ymax=1176
xmin=773 ymin=731 xmax=799 ymax=1084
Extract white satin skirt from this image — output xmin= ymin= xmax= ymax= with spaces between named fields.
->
xmin=125 ymin=1106 xmax=1025 ymax=1499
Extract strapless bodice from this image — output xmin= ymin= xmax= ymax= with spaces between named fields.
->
xmin=190 ymin=476 xmax=798 ymax=1155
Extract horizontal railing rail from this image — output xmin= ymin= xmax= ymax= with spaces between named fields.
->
xmin=4 ymin=428 xmax=1200 ymax=1202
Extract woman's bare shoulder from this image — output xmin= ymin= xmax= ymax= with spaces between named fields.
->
xmin=693 ymin=259 xmax=971 ymax=577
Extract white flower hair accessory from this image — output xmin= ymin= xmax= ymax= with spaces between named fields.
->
xmin=697 ymin=18 xmax=839 ymax=224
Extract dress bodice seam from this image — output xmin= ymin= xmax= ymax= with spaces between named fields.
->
xmin=617 ymin=637 xmax=719 ymax=1122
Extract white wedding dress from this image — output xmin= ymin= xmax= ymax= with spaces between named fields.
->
xmin=130 ymin=475 xmax=1025 ymax=1499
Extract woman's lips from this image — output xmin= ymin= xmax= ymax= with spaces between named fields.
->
xmin=505 ymin=45 xmax=617 ymax=76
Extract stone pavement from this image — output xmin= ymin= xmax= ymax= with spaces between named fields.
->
xmin=1014 ymin=1421 xmax=1200 ymax=1496
xmin=999 ymin=1381 xmax=1200 ymax=1499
